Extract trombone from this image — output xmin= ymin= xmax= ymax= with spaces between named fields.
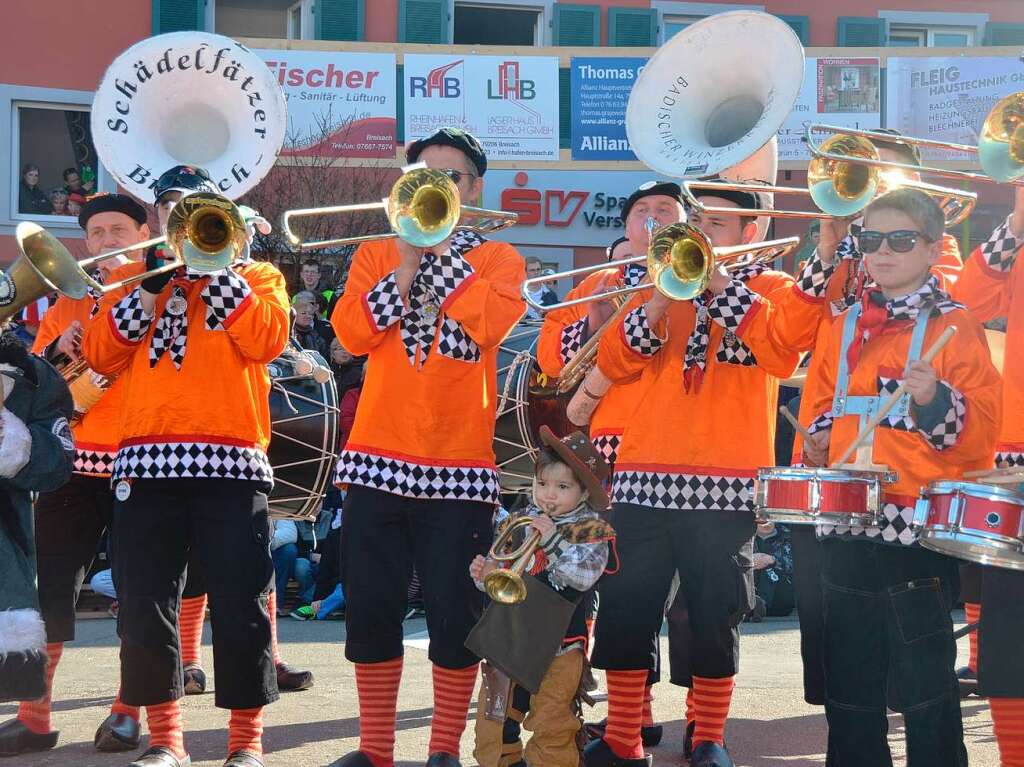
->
xmin=281 ymin=165 xmax=518 ymax=250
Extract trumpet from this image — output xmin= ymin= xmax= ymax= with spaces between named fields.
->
xmin=281 ymin=165 xmax=517 ymax=251
xmin=484 ymin=516 xmax=542 ymax=605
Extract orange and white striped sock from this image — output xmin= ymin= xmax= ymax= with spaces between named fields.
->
xmin=228 ymin=707 xmax=264 ymax=757
xmin=965 ymin=602 xmax=981 ymax=674
xmin=991 ymin=697 xmax=1024 ymax=767
xmin=17 ymin=642 xmax=63 ymax=734
xmin=603 ymin=669 xmax=647 ymax=760
xmin=355 ymin=658 xmax=403 ymax=767
xmin=146 ymin=700 xmax=186 ymax=759
xmin=429 ymin=663 xmax=478 ymax=757
xmin=179 ymin=594 xmax=207 ymax=667
xmin=109 ymin=687 xmax=140 ymax=721
xmin=685 ymin=686 xmax=696 ymax=726
xmin=641 ymin=685 xmax=655 ymax=728
xmin=691 ymin=675 xmax=735 ymax=747
xmin=267 ymin=591 xmax=281 ymax=665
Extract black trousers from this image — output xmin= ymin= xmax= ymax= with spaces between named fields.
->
xmin=978 ymin=565 xmax=1024 ymax=697
xmin=111 ymin=478 xmax=277 ymax=710
xmin=340 ymin=485 xmax=492 ymax=667
xmin=820 ymin=538 xmax=965 ymax=767
xmin=592 ymin=505 xmax=756 ymax=678
xmin=790 ymin=524 xmax=826 ymax=705
xmin=34 ymin=474 xmax=113 ymax=643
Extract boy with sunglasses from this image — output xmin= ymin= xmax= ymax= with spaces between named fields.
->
xmin=802 ymin=188 xmax=1000 ymax=766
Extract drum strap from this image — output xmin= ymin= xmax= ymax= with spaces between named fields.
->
xmin=832 ymin=303 xmax=930 ymax=440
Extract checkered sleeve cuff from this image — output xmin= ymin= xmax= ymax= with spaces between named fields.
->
xmin=110 ymin=288 xmax=152 ymax=343
xmin=795 ymin=253 xmax=836 ymax=298
xmin=423 ymin=252 xmax=476 ymax=308
xmin=363 ymin=272 xmax=404 ymax=331
xmin=913 ymin=381 xmax=966 ymax=451
xmin=708 ymin=280 xmax=760 ymax=333
xmin=560 ymin=317 xmax=588 ymax=363
xmin=808 ymin=412 xmax=833 ymax=435
xmin=981 ymin=216 xmax=1021 ymax=273
xmin=623 ymin=305 xmax=663 ymax=357
xmin=202 ymin=271 xmax=252 ymax=329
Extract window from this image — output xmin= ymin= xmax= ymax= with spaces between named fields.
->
xmin=453 ymin=1 xmax=546 ymax=45
xmin=888 ymin=24 xmax=975 ymax=47
xmin=664 ymin=14 xmax=704 ymax=40
xmin=213 ymin=0 xmax=312 ymax=40
xmin=13 ymin=103 xmax=100 ymax=221
xmin=287 ymin=1 xmax=303 ymax=39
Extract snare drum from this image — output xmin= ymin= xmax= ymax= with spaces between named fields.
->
xmin=755 ymin=466 xmax=897 ymax=526
xmin=917 ymin=481 xmax=1024 ymax=571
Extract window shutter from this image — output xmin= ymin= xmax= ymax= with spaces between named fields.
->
xmin=399 ymin=0 xmax=450 ymax=44
xmin=983 ymin=23 xmax=1024 ymax=46
xmin=315 ymin=0 xmax=364 ymax=41
xmin=837 ymin=16 xmax=888 ymax=47
xmin=152 ymin=0 xmax=203 ymax=34
xmin=559 ymin=68 xmax=571 ymax=149
xmin=776 ymin=14 xmax=810 ymax=45
xmin=608 ymin=7 xmax=656 ymax=47
xmin=553 ymin=3 xmax=600 ymax=46
xmin=396 ymin=65 xmax=405 ymax=145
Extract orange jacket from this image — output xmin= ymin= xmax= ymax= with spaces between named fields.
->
xmin=951 ymin=217 xmax=1023 ymax=465
xmin=806 ymin=296 xmax=1000 ymax=544
xmin=81 ymin=260 xmax=289 ymax=482
xmin=331 ymin=235 xmax=526 ymax=503
xmin=793 ymin=233 xmax=963 ymax=461
xmin=597 ymin=268 xmax=817 ymax=511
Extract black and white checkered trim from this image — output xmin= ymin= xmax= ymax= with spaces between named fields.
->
xmin=202 ymin=270 xmax=252 ymax=330
xmin=715 ymin=330 xmax=756 ymax=366
xmin=591 ymin=434 xmax=621 ymax=466
xmin=818 ymin=500 xmax=919 ymax=546
xmin=876 ymin=376 xmax=915 ymax=432
xmin=795 ymin=253 xmax=836 ymax=297
xmin=981 ymin=216 xmax=1021 ymax=273
xmin=611 ymin=469 xmax=753 ymax=512
xmin=365 ymin=272 xmax=405 ymax=331
xmin=436 ymin=316 xmax=481 ymax=362
xmin=110 ymin=289 xmax=152 ymax=343
xmin=560 ymin=317 xmax=588 ymax=364
xmin=808 ymin=412 xmax=833 ymax=435
xmin=336 ymin=449 xmax=500 ymax=503
xmin=112 ymin=441 xmax=273 ymax=482
xmin=150 ymin=285 xmax=188 ymax=369
xmin=623 ymin=305 xmax=663 ymax=357
xmin=422 ymin=232 xmax=480 ymax=305
xmin=916 ymin=381 xmax=966 ymax=451
xmin=73 ymin=448 xmax=116 ymax=477
xmin=708 ymin=280 xmax=759 ymax=332
xmin=996 ymin=450 xmax=1024 ymax=468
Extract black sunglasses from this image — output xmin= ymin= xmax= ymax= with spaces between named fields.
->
xmin=441 ymin=168 xmax=477 ymax=185
xmin=857 ymin=229 xmax=934 ymax=254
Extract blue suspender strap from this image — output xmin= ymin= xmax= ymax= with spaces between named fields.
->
xmin=831 ymin=303 xmax=861 ymax=418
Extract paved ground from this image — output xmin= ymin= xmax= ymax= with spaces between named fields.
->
xmin=1 ymin=611 xmax=999 ymax=766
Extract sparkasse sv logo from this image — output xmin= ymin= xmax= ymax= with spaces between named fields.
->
xmin=409 ymin=60 xmax=463 ymax=97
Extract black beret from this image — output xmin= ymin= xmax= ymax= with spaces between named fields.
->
xmin=621 ymin=181 xmax=685 ymax=222
xmin=78 ymin=193 xmax=148 ymax=230
xmin=405 ymin=127 xmax=487 ymax=177
xmin=153 ymin=165 xmax=218 ymax=203
xmin=688 ymin=181 xmax=761 ymax=213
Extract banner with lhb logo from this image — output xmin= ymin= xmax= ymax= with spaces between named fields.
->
xmin=403 ymin=54 xmax=560 ymax=161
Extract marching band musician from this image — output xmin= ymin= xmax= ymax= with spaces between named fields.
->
xmin=81 ymin=166 xmax=291 ymax=767
xmin=0 ymin=194 xmax=152 ymax=758
xmin=802 ymin=189 xmax=999 ymax=767
xmin=951 ymin=186 xmax=1024 ymax=766
xmin=330 ymin=127 xmax=526 ymax=767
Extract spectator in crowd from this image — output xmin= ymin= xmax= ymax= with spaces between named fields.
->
xmin=748 ymin=521 xmax=796 ymax=622
xmin=296 ymin=259 xmax=331 ymax=316
xmin=291 ymin=299 xmax=333 ymax=358
xmin=62 ymin=166 xmax=93 ymax=197
xmin=271 ymin=519 xmax=300 ymax=616
xmin=49 ymin=189 xmax=69 ymax=216
xmin=328 ymin=338 xmax=364 ymax=400
xmin=524 ymin=256 xmax=558 ymax=319
xmin=291 ymin=509 xmax=345 ymax=621
xmin=19 ymin=163 xmax=52 ymax=215
xmin=66 ymin=193 xmax=86 ymax=218
xmin=542 ymin=268 xmax=560 ymax=299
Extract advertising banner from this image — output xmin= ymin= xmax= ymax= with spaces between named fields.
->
xmin=570 ymin=57 xmax=645 ymax=161
xmin=403 ymin=54 xmax=560 ymax=161
xmin=257 ymin=49 xmax=397 ymax=158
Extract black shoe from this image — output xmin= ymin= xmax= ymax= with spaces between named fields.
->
xmin=956 ymin=666 xmax=980 ymax=699
xmin=581 ymin=738 xmax=652 ymax=767
xmin=583 ymin=720 xmax=662 ymax=748
xmin=183 ymin=664 xmax=206 ymax=695
xmin=276 ymin=662 xmax=314 ymax=692
xmin=224 ymin=750 xmax=265 ymax=767
xmin=684 ymin=720 xmax=695 ymax=760
xmin=332 ymin=752 xmax=377 ymax=767
xmin=128 ymin=746 xmax=192 ymax=767
xmin=94 ymin=712 xmax=141 ymax=752
xmin=0 ymin=719 xmax=58 ymax=757
xmin=424 ymin=753 xmax=461 ymax=767
xmin=691 ymin=741 xmax=734 ymax=767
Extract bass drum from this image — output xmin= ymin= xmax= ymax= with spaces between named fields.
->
xmin=268 ymin=347 xmax=340 ymax=520
xmin=495 ymin=321 xmax=572 ymax=493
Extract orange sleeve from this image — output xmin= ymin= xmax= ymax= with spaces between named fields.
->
xmin=31 ymin=297 xmax=73 ymax=354
xmin=81 ymin=286 xmax=148 ymax=378
xmin=597 ymin=294 xmax=665 ymax=386
xmin=932 ymin=233 xmax=963 ymax=289
xmin=951 ymin=235 xmax=1018 ymax=323
xmin=331 ymin=242 xmax=396 ymax=357
xmin=807 ymin=320 xmax=840 ymax=428
xmin=441 ymin=242 xmax=526 ymax=351
xmin=536 ymin=269 xmax=606 ymax=377
xmin=219 ymin=264 xmax=290 ymax=364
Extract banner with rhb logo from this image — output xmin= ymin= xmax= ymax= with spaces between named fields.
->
xmin=403 ymin=54 xmax=559 ymax=161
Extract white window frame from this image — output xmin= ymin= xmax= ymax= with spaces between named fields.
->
xmin=2 ymin=86 xmax=114 ymax=238
xmin=287 ymin=0 xmax=314 ymax=40
xmin=652 ymin=2 xmax=764 ymax=45
xmin=450 ymin=0 xmax=552 ymax=46
xmin=879 ymin=10 xmax=987 ymax=48
xmin=888 ymin=24 xmax=976 ymax=47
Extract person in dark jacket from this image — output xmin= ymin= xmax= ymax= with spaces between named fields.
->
xmin=18 ymin=164 xmax=52 ymax=216
xmin=329 ymin=338 xmax=365 ymax=401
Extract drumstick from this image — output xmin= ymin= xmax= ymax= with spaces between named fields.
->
xmin=779 ymin=405 xmax=815 ymax=444
xmin=832 ymin=326 xmax=957 ymax=468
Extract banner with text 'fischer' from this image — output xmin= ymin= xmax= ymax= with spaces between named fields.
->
xmin=403 ymin=54 xmax=560 ymax=161
xmin=256 ymin=49 xmax=397 ymax=159
xmin=570 ymin=57 xmax=645 ymax=160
